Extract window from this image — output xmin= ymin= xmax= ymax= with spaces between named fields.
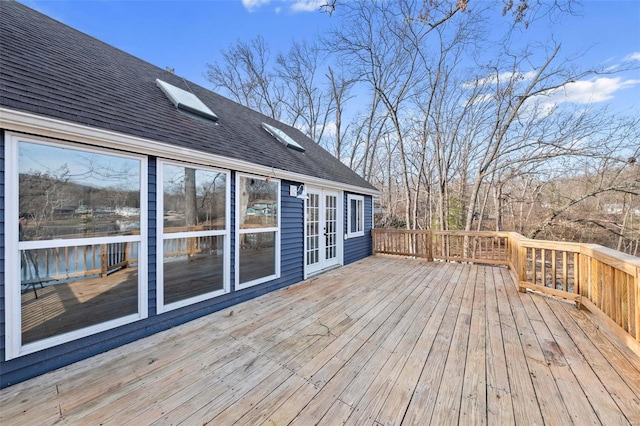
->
xmin=261 ymin=122 xmax=305 ymax=152
xmin=347 ymin=194 xmax=365 ymax=238
xmin=157 ymin=161 xmax=230 ymax=312
xmin=5 ymin=134 xmax=147 ymax=359
xmin=236 ymin=174 xmax=280 ymax=289
xmin=156 ymin=79 xmax=218 ymax=122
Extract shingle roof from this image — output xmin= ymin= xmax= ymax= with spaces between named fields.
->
xmin=0 ymin=1 xmax=376 ymax=192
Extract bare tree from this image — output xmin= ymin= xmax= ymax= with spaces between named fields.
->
xmin=328 ymin=0 xmax=466 ymax=229
xmin=276 ymin=40 xmax=331 ymax=142
xmin=207 ymin=36 xmax=283 ymax=119
xmin=325 ymin=66 xmax=356 ymax=159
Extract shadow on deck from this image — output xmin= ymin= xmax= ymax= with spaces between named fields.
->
xmin=2 ymin=256 xmax=639 ymax=425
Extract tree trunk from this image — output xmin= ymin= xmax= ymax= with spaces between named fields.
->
xmin=185 ymin=168 xmax=198 ymax=227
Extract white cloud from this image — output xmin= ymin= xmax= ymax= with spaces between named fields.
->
xmin=546 ymin=77 xmax=640 ymax=104
xmin=320 ymin=121 xmax=337 ymax=138
xmin=242 ymin=0 xmax=322 ymax=13
xmin=624 ymin=52 xmax=640 ymax=62
xmin=462 ymin=70 xmax=536 ymax=89
xmin=242 ymin=0 xmax=270 ymax=12
xmin=290 ymin=0 xmax=324 ymax=13
xmin=525 ymin=76 xmax=640 ymax=115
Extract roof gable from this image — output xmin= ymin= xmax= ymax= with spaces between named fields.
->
xmin=0 ymin=1 xmax=376 ymax=192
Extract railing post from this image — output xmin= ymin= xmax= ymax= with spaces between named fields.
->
xmin=100 ymin=243 xmax=108 ymax=277
xmin=426 ymin=230 xmax=433 ymax=262
xmin=123 ymin=242 xmax=130 ymax=269
xmin=372 ymin=229 xmax=378 ymax=255
xmin=518 ymin=244 xmax=527 ymax=293
xmin=636 ymin=267 xmax=640 ymax=342
xmin=575 ymin=253 xmax=583 ymax=310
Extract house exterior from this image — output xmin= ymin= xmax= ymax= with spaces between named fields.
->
xmin=0 ymin=1 xmax=377 ymax=388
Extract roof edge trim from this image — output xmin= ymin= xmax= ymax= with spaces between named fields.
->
xmin=1 ymin=108 xmax=379 ymax=196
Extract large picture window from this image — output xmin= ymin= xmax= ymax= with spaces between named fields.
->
xmin=347 ymin=194 xmax=365 ymax=238
xmin=5 ymin=134 xmax=147 ymax=359
xmin=236 ymin=174 xmax=280 ymax=289
xmin=157 ymin=162 xmax=229 ymax=312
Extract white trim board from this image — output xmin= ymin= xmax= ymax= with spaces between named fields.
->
xmin=1 ymin=108 xmax=380 ymax=196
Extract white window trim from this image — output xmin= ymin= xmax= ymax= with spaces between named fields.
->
xmin=4 ymin=132 xmax=148 ymax=360
xmin=235 ymin=173 xmax=281 ymax=290
xmin=156 ymin=160 xmax=231 ymax=314
xmin=347 ymin=194 xmax=365 ymax=238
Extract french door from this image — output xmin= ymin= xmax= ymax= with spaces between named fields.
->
xmin=305 ymin=188 xmax=341 ymax=276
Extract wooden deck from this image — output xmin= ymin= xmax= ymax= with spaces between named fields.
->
xmin=2 ymin=256 xmax=640 ymax=425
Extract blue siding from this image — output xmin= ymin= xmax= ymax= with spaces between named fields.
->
xmin=344 ymin=193 xmax=373 ymax=265
xmin=280 ymin=180 xmax=304 ymax=284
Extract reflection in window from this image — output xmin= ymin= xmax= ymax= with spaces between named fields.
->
xmin=239 ymin=232 xmax=275 ymax=284
xmin=237 ymin=175 xmax=279 ymax=287
xmin=348 ymin=195 xmax=365 ymax=237
xmin=21 ymin=243 xmax=139 ymax=344
xmin=163 ymin=235 xmax=224 ymax=304
xmin=325 ymin=194 xmax=337 ymax=259
xmin=162 ymin=164 xmax=226 ymax=232
xmin=19 ymin=142 xmax=141 ymax=240
xmin=159 ymin=162 xmax=229 ymax=311
xmin=306 ymin=193 xmax=320 ymax=266
xmin=238 ymin=177 xmax=278 ymax=229
xmin=13 ymin=139 xmax=145 ymax=353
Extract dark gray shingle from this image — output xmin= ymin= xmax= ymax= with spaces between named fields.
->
xmin=0 ymin=1 xmax=376 ymax=192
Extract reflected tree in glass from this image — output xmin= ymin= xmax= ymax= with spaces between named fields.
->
xmin=161 ymin=164 xmax=227 ymax=306
xmin=17 ymin=141 xmax=143 ymax=345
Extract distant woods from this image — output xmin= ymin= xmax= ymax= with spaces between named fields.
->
xmin=207 ymin=0 xmax=639 ymax=255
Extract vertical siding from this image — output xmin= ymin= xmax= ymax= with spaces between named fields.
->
xmin=344 ymin=193 xmax=373 ymax=265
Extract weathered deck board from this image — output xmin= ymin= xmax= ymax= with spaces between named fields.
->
xmin=2 ymin=256 xmax=639 ymax=425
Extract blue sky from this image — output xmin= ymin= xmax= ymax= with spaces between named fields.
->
xmin=20 ymin=0 xmax=640 ymax=114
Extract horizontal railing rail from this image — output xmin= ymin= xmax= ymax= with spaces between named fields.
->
xmin=371 ymin=229 xmax=433 ymax=261
xmin=371 ymin=228 xmax=640 ymax=356
xmin=20 ymin=226 xmax=216 ymax=286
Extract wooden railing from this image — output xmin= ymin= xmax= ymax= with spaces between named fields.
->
xmin=22 ymin=242 xmax=135 ymax=286
xmin=371 ymin=229 xmax=433 ymax=261
xmin=22 ymin=227 xmax=221 ymax=287
xmin=372 ymin=228 xmax=640 ymax=356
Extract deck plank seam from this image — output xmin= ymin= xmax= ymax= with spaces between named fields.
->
xmin=400 ymin=264 xmax=473 ymax=425
xmin=544 ymin=296 xmax=640 ymax=424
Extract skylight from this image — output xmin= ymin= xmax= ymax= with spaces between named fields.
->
xmin=156 ymin=79 xmax=218 ymax=122
xmin=261 ymin=122 xmax=305 ymax=152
